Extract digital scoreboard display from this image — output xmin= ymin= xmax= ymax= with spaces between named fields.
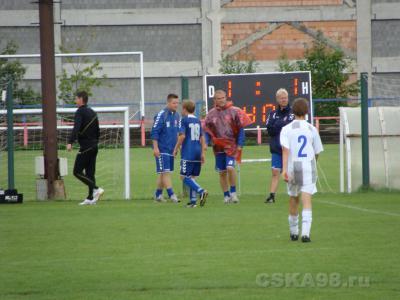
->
xmin=204 ymin=71 xmax=312 ymax=128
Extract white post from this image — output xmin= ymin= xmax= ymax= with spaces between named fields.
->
xmin=339 ymin=108 xmax=344 ymax=193
xmin=139 ymin=52 xmax=145 ymax=119
xmin=124 ymin=108 xmax=131 ymax=199
xmin=378 ymin=107 xmax=390 ymax=188
xmin=237 ymin=164 xmax=241 ymax=196
xmin=343 ymin=111 xmax=352 ymax=193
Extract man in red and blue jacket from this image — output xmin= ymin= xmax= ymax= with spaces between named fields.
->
xmin=265 ymin=88 xmax=294 ymax=204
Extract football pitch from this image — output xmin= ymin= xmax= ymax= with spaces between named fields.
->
xmin=1 ymin=145 xmax=399 ymax=299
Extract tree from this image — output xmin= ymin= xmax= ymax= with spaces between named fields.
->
xmin=277 ymin=32 xmax=359 ymax=117
xmin=0 ymin=41 xmax=41 ymax=105
xmin=219 ymin=54 xmax=258 ymax=74
xmin=58 ymin=45 xmax=109 ymax=104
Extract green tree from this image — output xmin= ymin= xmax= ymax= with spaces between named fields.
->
xmin=278 ymin=32 xmax=359 ymax=117
xmin=0 ymin=41 xmax=41 ymax=105
xmin=219 ymin=54 xmax=258 ymax=74
xmin=58 ymin=45 xmax=109 ymax=104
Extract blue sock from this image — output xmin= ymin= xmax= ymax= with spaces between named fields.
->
xmin=224 ymin=191 xmax=230 ymax=197
xmin=155 ymin=189 xmax=162 ymax=197
xmin=230 ymin=186 xmax=236 ymax=193
xmin=190 ymin=188 xmax=197 ymax=204
xmin=183 ymin=177 xmax=203 ymax=194
xmin=167 ymin=188 xmax=174 ymax=198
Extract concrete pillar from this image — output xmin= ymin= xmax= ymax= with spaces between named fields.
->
xmin=201 ymin=0 xmax=222 ymax=75
xmin=356 ymin=0 xmax=372 ymax=95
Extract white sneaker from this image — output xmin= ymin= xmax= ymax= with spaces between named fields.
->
xmin=93 ymin=187 xmax=104 ymax=203
xmin=154 ymin=194 xmax=166 ymax=203
xmin=170 ymin=194 xmax=180 ymax=203
xmin=79 ymin=199 xmax=93 ymax=206
xmin=224 ymin=196 xmax=232 ymax=204
xmin=231 ymin=192 xmax=239 ymax=203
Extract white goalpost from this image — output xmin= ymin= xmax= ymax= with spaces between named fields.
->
xmin=0 ymin=106 xmax=131 ymax=199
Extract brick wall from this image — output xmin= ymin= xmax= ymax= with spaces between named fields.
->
xmin=224 ymin=0 xmax=343 ymax=8
xmin=221 ymin=21 xmax=356 ymax=61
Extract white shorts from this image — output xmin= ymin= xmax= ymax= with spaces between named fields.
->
xmin=287 ymin=182 xmax=317 ymax=197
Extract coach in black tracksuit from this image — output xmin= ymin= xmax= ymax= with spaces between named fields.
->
xmin=265 ymin=88 xmax=294 ymax=204
xmin=67 ymin=91 xmax=101 ymax=204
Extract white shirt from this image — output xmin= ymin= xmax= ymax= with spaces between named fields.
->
xmin=280 ymin=120 xmax=324 ymax=185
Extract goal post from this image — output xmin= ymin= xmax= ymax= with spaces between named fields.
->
xmin=0 ymin=106 xmax=131 ymax=200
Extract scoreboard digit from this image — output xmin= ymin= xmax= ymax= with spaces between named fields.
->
xmin=204 ymin=71 xmax=312 ymax=128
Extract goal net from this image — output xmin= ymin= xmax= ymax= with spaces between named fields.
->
xmin=0 ymin=106 xmax=130 ymax=200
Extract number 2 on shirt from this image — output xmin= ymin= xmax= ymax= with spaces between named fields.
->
xmin=297 ymin=135 xmax=307 ymax=158
xmin=189 ymin=123 xmax=200 ymax=141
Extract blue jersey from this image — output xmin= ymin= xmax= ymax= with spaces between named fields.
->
xmin=150 ymin=108 xmax=180 ymax=154
xmin=179 ymin=115 xmax=203 ymax=161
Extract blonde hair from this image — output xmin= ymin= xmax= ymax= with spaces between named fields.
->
xmin=276 ymin=88 xmax=288 ymax=98
xmin=182 ymin=99 xmax=195 ymax=113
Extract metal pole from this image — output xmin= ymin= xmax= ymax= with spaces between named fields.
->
xmin=181 ymin=77 xmax=189 ymax=99
xmin=39 ymin=0 xmax=59 ymax=198
xmin=360 ymin=72 xmax=370 ymax=189
xmin=6 ymin=80 xmax=15 ymax=190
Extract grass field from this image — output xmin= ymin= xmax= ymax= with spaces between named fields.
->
xmin=1 ymin=145 xmax=400 ymax=299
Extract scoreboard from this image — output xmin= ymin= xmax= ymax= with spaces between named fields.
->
xmin=204 ymin=71 xmax=312 ymax=128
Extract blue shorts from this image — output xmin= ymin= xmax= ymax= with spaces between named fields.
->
xmin=155 ymin=153 xmax=174 ymax=174
xmin=180 ymin=160 xmax=201 ymax=177
xmin=271 ymin=153 xmax=282 ymax=169
xmin=215 ymin=153 xmax=235 ymax=172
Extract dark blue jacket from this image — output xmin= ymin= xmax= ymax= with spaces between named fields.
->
xmin=150 ymin=108 xmax=180 ymax=154
xmin=266 ymin=106 xmax=294 ymax=154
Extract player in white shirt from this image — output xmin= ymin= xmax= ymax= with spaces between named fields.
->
xmin=280 ymin=98 xmax=323 ymax=243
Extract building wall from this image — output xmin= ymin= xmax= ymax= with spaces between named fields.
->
xmin=61 ymin=25 xmax=202 ymax=62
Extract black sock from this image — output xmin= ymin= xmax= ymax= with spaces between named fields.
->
xmin=270 ymin=193 xmax=275 ymax=199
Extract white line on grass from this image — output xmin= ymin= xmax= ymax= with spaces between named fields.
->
xmin=316 ymin=200 xmax=400 ymax=217
xmin=1 ymin=247 xmax=333 ymax=267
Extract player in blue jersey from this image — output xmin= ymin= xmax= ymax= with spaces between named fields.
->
xmin=150 ymin=94 xmax=180 ymax=203
xmin=173 ymin=100 xmax=208 ymax=208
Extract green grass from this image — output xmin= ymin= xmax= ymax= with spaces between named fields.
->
xmin=1 ymin=145 xmax=399 ymax=299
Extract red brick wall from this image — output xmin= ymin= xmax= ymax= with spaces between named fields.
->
xmin=221 ymin=21 xmax=356 ymax=61
xmin=224 ymin=0 xmax=343 ymax=7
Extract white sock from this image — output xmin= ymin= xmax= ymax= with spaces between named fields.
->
xmin=301 ymin=209 xmax=312 ymax=237
xmin=288 ymin=214 xmax=299 ymax=235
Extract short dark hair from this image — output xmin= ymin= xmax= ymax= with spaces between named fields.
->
xmin=182 ymin=100 xmax=195 ymax=113
xmin=292 ymin=98 xmax=309 ymax=117
xmin=167 ymin=93 xmax=179 ymax=102
xmin=76 ymin=91 xmax=88 ymax=104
